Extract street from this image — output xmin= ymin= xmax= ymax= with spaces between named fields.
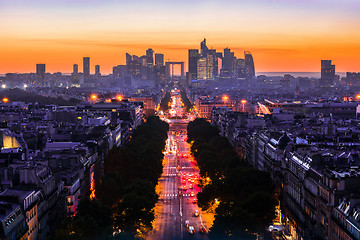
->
xmin=147 ymin=90 xmax=213 ymax=240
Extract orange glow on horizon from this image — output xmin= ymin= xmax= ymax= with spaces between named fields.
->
xmin=1 ymin=38 xmax=360 ymax=74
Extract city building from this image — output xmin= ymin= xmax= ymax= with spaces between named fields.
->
xmin=320 ymin=60 xmax=335 ymax=87
xmin=197 ymin=55 xmax=214 ymax=81
xmin=36 ymin=64 xmax=46 ymax=87
xmin=188 ymin=49 xmax=199 ymax=81
xmin=83 ymin=57 xmax=90 ymax=79
xmin=146 ymin=48 xmax=154 ymax=67
xmin=95 ymin=65 xmax=100 ymax=77
xmin=244 ymin=51 xmax=255 ymax=79
xmin=155 ymin=53 xmax=164 ymax=66
xmin=72 ymin=64 xmax=78 ymax=75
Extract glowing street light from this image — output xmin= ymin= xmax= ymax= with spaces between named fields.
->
xmin=241 ymin=99 xmax=247 ymax=112
xmin=90 ymin=94 xmax=98 ymax=103
xmin=2 ymin=97 xmax=9 ymax=103
xmin=116 ymin=95 xmax=123 ymax=101
xmin=1 ymin=84 xmax=6 ymax=89
xmin=356 ymin=94 xmax=360 ymax=100
xmin=222 ymin=95 xmax=229 ymax=101
xmin=24 ymin=84 xmax=28 ymax=89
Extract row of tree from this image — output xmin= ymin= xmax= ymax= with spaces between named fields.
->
xmin=159 ymin=91 xmax=171 ymax=112
xmin=180 ymin=90 xmax=192 ymax=112
xmin=187 ymin=118 xmax=277 ymax=240
xmin=51 ymin=116 xmax=169 ymax=240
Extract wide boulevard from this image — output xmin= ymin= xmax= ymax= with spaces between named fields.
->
xmin=147 ymin=90 xmax=213 ymax=240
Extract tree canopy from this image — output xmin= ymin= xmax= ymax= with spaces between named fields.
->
xmin=187 ymin=118 xmax=277 ymax=239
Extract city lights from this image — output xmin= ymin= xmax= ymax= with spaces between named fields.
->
xmin=2 ymin=97 xmax=9 ymax=103
xmin=1 ymin=84 xmax=6 ymax=89
xmin=90 ymin=94 xmax=98 ymax=102
xmin=116 ymin=95 xmax=123 ymax=101
xmin=222 ymin=95 xmax=229 ymax=101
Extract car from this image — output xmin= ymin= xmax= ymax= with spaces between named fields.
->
xmin=190 ymin=192 xmax=195 ymax=197
xmin=185 ymin=220 xmax=190 ymax=228
xmin=188 ymin=226 xmax=195 ymax=234
xmin=193 ymin=198 xmax=198 ymax=204
xmin=187 ymin=199 xmax=190 ymax=204
xmin=189 ymin=184 xmax=193 ymax=189
xmin=194 ymin=210 xmax=199 ymax=217
xmin=199 ymin=226 xmax=207 ymax=234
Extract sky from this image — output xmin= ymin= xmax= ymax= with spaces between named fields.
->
xmin=1 ymin=0 xmax=360 ymax=74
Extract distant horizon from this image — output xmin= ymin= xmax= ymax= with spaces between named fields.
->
xmin=1 ymin=0 xmax=360 ymax=74
xmin=0 ymin=72 xmax=348 ymax=79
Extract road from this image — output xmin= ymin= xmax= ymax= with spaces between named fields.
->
xmin=147 ymin=90 xmax=213 ymax=240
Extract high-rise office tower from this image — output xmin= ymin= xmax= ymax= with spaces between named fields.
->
xmin=83 ymin=57 xmax=90 ymax=78
xmin=126 ymin=53 xmax=142 ymax=80
xmin=188 ymin=49 xmax=199 ymax=80
xmin=236 ymin=59 xmax=246 ymax=79
xmin=200 ymin=38 xmax=209 ymax=56
xmin=320 ymin=60 xmax=335 ymax=87
xmin=95 ymin=65 xmax=100 ymax=76
xmin=155 ymin=53 xmax=164 ymax=66
xmin=244 ymin=51 xmax=255 ymax=79
xmin=146 ymin=48 xmax=154 ymax=67
xmin=223 ymin=48 xmax=235 ymax=75
xmin=197 ymin=54 xmax=214 ymax=81
xmin=36 ymin=64 xmax=46 ymax=86
xmin=73 ymin=64 xmax=78 ymax=74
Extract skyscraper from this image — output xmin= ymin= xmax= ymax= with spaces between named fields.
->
xmin=200 ymin=38 xmax=209 ymax=56
xmin=155 ymin=53 xmax=164 ymax=66
xmin=73 ymin=64 xmax=78 ymax=74
xmin=197 ymin=54 xmax=214 ymax=81
xmin=95 ymin=65 xmax=100 ymax=76
xmin=223 ymin=48 xmax=235 ymax=76
xmin=188 ymin=49 xmax=199 ymax=80
xmin=126 ymin=53 xmax=142 ymax=80
xmin=83 ymin=57 xmax=90 ymax=78
xmin=244 ymin=51 xmax=255 ymax=79
xmin=236 ymin=59 xmax=246 ymax=79
xmin=146 ymin=48 xmax=154 ymax=67
xmin=36 ymin=64 xmax=46 ymax=87
xmin=320 ymin=60 xmax=335 ymax=87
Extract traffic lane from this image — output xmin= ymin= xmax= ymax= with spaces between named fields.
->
xmin=149 ymin=132 xmax=182 ymax=240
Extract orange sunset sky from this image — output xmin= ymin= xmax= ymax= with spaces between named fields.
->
xmin=1 ymin=0 xmax=360 ymax=74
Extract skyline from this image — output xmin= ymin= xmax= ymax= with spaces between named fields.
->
xmin=1 ymin=0 xmax=360 ymax=74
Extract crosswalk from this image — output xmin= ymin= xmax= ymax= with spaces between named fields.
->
xmin=160 ymin=193 xmax=195 ymax=198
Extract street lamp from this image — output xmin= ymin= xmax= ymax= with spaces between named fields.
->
xmin=90 ymin=94 xmax=98 ymax=103
xmin=2 ymin=97 xmax=9 ymax=103
xmin=222 ymin=95 xmax=229 ymax=101
xmin=241 ymin=99 xmax=247 ymax=112
xmin=116 ymin=95 xmax=123 ymax=101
